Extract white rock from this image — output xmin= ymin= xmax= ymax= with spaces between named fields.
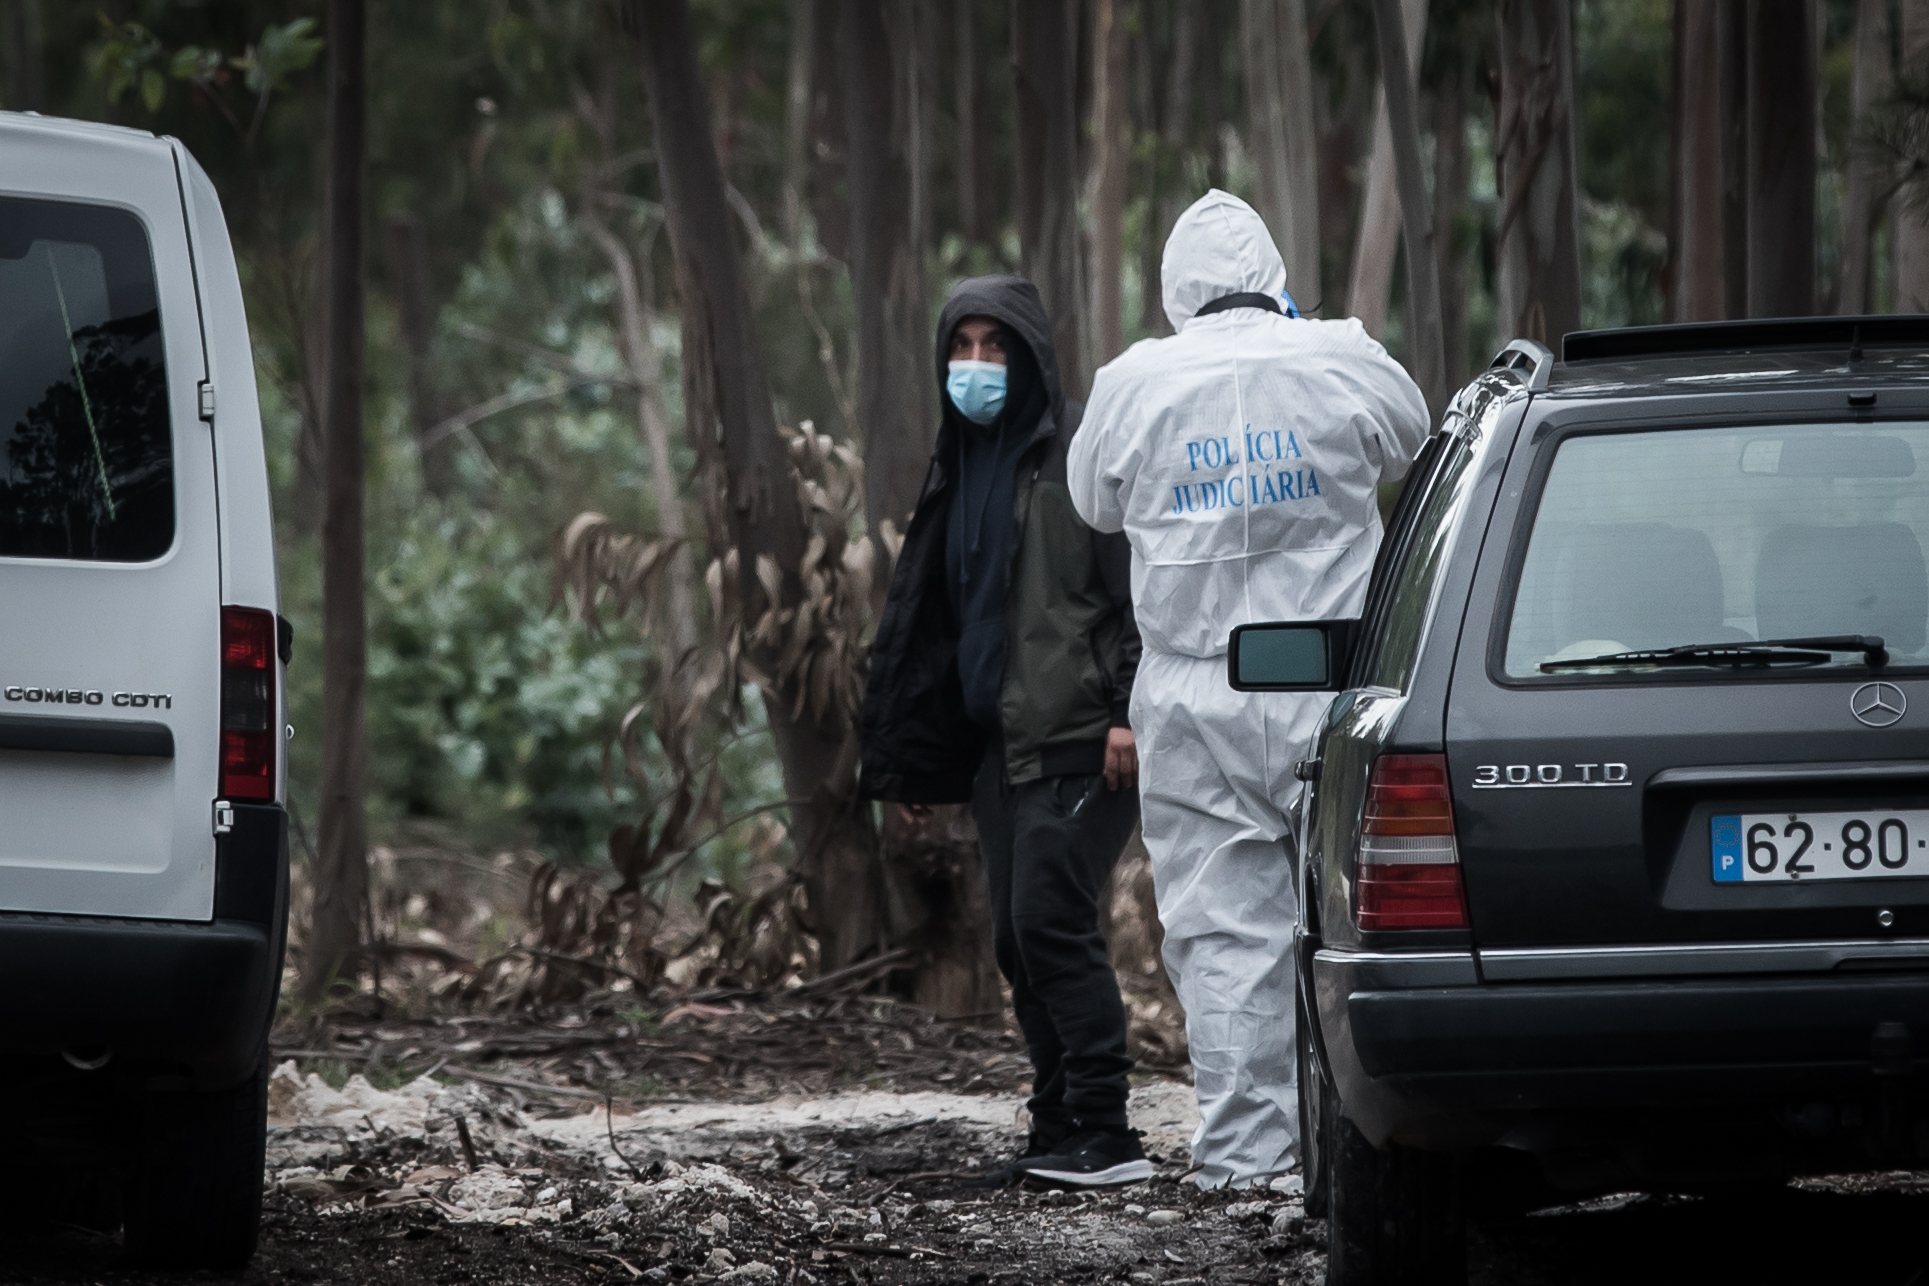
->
xmin=1145 ymin=1208 xmax=1183 ymax=1227
xmin=1271 ymin=1210 xmax=1304 ymax=1236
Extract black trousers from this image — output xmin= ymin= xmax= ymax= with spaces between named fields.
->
xmin=973 ymin=748 xmax=1140 ymax=1130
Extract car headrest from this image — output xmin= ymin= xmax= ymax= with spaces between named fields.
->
xmin=1513 ymin=522 xmax=1732 ymax=660
xmin=1756 ymin=523 xmax=1928 ymax=653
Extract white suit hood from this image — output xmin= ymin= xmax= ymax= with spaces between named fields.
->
xmin=1161 ymin=189 xmax=1289 ymax=332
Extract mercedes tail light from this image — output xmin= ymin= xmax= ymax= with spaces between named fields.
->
xmin=220 ymin=607 xmax=276 ymax=801
xmin=1357 ymin=754 xmax=1468 ymax=931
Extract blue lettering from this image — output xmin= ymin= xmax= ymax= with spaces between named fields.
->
xmin=1186 ymin=441 xmax=1204 ymax=472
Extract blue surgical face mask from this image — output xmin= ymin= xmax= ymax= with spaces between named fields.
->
xmin=946 ymin=360 xmax=1007 ymax=426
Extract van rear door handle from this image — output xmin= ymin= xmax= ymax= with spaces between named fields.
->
xmin=1294 ymin=758 xmax=1322 ymax=782
xmin=0 ymin=714 xmax=174 ymax=759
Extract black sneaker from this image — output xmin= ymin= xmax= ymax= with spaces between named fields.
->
xmin=1015 ymin=1125 xmax=1154 ymax=1188
xmin=969 ymin=1125 xmax=1071 ymax=1188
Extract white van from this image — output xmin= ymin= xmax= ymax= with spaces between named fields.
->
xmin=0 ymin=112 xmax=287 ymax=1267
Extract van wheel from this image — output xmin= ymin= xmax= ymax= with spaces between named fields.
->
xmin=1296 ymin=987 xmax=1329 ymax=1219
xmin=123 ymin=1053 xmax=268 ymax=1269
xmin=1322 ymin=1077 xmax=1465 ymax=1286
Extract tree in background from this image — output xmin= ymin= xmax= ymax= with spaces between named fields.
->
xmin=1840 ymin=0 xmax=1892 ymax=315
xmin=1243 ymin=0 xmax=1322 ymax=304
xmin=1673 ymin=0 xmax=1728 ymax=321
xmin=306 ymin=0 xmax=368 ymax=1000
xmin=1744 ymin=0 xmax=1817 ymax=317
xmin=1495 ymin=0 xmax=1582 ymax=345
xmin=1897 ymin=0 xmax=1929 ymax=308
xmin=1372 ymin=0 xmax=1447 ymax=412
xmin=1012 ymin=0 xmax=1088 ymax=397
xmin=1347 ymin=0 xmax=1428 ymax=335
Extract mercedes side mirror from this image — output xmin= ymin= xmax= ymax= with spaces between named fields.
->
xmin=1227 ymin=620 xmax=1359 ymax=692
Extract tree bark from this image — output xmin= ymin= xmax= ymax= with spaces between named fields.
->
xmin=842 ymin=0 xmax=936 ymax=543
xmin=1371 ymin=0 xmax=1445 ymax=413
xmin=1718 ymin=0 xmax=1750 ymax=318
xmin=581 ymin=213 xmax=701 ymax=659
xmin=1433 ymin=66 xmax=1472 ymax=386
xmin=1897 ymin=0 xmax=1929 ymax=310
xmin=1841 ymin=0 xmax=1891 ymax=315
xmin=1345 ymin=0 xmax=1429 ymax=336
xmin=1743 ymin=0 xmax=1816 ymax=317
xmin=953 ymin=1 xmax=991 ymax=252
xmin=383 ymin=216 xmax=455 ymax=498
xmin=1143 ymin=0 xmax=1204 ymax=334
xmin=781 ymin=0 xmax=817 ymax=246
xmin=1242 ymin=0 xmax=1322 ymax=303
xmin=634 ymin=0 xmax=895 ymax=982
xmin=1089 ymin=0 xmax=1130 ymax=362
xmin=1673 ymin=0 xmax=1727 ymax=321
xmin=305 ymin=0 xmax=369 ymax=1002
xmin=1012 ymin=0 xmax=1089 ymax=396
xmin=1494 ymin=0 xmax=1583 ymax=347
xmin=2 ymin=0 xmax=42 ymax=112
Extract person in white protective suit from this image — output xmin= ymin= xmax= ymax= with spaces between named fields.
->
xmin=1067 ymin=190 xmax=1429 ymax=1188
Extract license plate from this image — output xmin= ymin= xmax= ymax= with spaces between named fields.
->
xmin=1712 ymin=811 xmax=1929 ymax=883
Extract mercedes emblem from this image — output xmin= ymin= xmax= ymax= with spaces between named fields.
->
xmin=1850 ymin=681 xmax=1908 ymax=728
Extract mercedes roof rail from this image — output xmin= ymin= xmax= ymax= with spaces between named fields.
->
xmin=1488 ymin=338 xmax=1554 ymax=392
xmin=1562 ymin=315 xmax=1929 ymax=366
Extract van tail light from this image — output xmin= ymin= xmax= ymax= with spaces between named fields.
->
xmin=220 ymin=606 xmax=276 ymax=802
xmin=1357 ymin=754 xmax=1468 ymax=931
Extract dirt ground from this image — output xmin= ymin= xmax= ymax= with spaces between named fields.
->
xmin=5 ymin=997 xmax=1929 ymax=1285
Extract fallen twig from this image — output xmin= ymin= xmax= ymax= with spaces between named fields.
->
xmin=821 ymin=1240 xmax=954 ymax=1261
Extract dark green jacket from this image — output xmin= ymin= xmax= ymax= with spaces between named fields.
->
xmin=858 ymin=275 xmax=1141 ymax=803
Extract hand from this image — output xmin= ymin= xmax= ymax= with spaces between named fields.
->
xmin=1103 ymin=727 xmax=1138 ymax=793
xmin=895 ymin=802 xmax=933 ymax=827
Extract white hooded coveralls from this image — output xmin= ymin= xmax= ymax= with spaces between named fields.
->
xmin=1068 ymin=191 xmax=1428 ymax=1187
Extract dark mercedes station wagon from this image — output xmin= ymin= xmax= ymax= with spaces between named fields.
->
xmin=1232 ymin=317 xmax=1929 ymax=1284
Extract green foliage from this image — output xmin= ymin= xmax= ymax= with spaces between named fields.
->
xmin=282 ymin=508 xmax=649 ymax=863
xmin=88 ymin=16 xmax=319 ymax=118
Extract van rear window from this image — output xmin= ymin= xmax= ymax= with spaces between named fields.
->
xmin=1504 ymin=423 xmax=1929 ymax=677
xmin=0 ymin=197 xmax=173 ymax=562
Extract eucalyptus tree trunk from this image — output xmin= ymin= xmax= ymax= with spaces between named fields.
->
xmin=1241 ymin=0 xmax=1322 ymax=303
xmin=1012 ymin=0 xmax=1089 ymax=396
xmin=306 ymin=0 xmax=369 ymax=1002
xmin=1673 ymin=0 xmax=1727 ymax=321
xmin=1718 ymin=0 xmax=1750 ymax=318
xmin=1144 ymin=0 xmax=1204 ymax=334
xmin=1743 ymin=0 xmax=1816 ymax=317
xmin=952 ymin=1 xmax=992 ymax=253
xmin=1897 ymin=0 xmax=1929 ymax=310
xmin=1090 ymin=0 xmax=1130 ymax=363
xmin=781 ymin=0 xmax=816 ymax=246
xmin=1345 ymin=0 xmax=1429 ymax=336
xmin=1840 ymin=0 xmax=1891 ymax=315
xmin=1371 ymin=0 xmax=1445 ymax=413
xmin=2 ymin=0 xmax=42 ymax=111
xmin=383 ymin=216 xmax=454 ymax=498
xmin=1433 ymin=66 xmax=1472 ymax=384
xmin=634 ymin=0 xmax=889 ymax=978
xmin=1494 ymin=0 xmax=1582 ymax=347
xmin=842 ymin=0 xmax=936 ymax=543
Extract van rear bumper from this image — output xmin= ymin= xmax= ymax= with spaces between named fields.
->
xmin=0 ymin=915 xmax=275 ymax=1082
xmin=0 ymin=804 xmax=286 ymax=1087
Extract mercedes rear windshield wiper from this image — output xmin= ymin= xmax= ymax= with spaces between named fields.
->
xmin=1540 ymin=634 xmax=1889 ymax=673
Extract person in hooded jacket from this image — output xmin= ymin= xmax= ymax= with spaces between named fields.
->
xmin=1068 ymin=191 xmax=1430 ymax=1189
xmin=859 ymin=275 xmax=1150 ymax=1188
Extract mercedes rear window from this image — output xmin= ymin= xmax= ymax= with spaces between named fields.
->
xmin=1503 ymin=422 xmax=1929 ymax=677
xmin=0 ymin=197 xmax=173 ymax=562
